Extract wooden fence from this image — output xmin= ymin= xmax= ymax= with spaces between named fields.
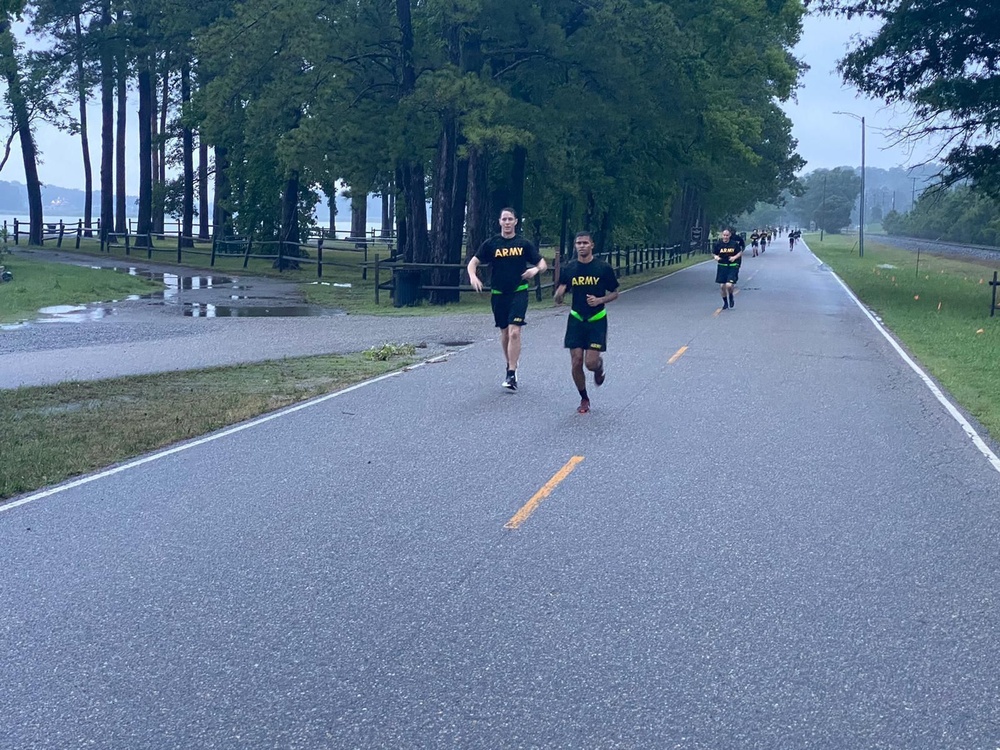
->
xmin=375 ymin=242 xmax=706 ymax=307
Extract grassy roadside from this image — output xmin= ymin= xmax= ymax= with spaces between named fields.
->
xmin=0 ymin=253 xmax=163 ymax=323
xmin=0 ymin=350 xmax=416 ymax=501
xmin=806 ymin=232 xmax=1000 ymax=441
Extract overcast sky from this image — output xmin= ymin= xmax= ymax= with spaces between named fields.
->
xmin=3 ymin=9 xmax=940 ymax=193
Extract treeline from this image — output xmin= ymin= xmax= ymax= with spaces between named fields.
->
xmin=1 ymin=0 xmax=806 ymax=301
xmin=740 ymin=164 xmax=943 ymax=233
xmin=884 ymin=185 xmax=1000 ymax=247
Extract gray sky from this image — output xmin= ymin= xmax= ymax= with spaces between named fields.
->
xmin=2 ymin=9 xmax=940 ymax=193
xmin=783 ymin=10 xmax=940 ymax=173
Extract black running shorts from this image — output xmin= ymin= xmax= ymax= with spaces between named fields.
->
xmin=564 ymin=314 xmax=608 ymax=351
xmin=715 ymin=264 xmax=739 ymax=284
xmin=491 ymin=289 xmax=529 ymax=328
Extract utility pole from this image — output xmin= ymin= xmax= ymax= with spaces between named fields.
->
xmin=834 ymin=111 xmax=865 ymax=257
xmin=860 ymin=116 xmax=865 ymax=258
xmin=820 ymin=174 xmax=827 ymax=242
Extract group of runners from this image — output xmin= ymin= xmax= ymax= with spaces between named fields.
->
xmin=467 ymin=207 xmax=619 ymax=414
xmin=466 ymin=209 xmax=799 ymax=414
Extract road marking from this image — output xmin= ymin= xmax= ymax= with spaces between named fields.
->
xmin=504 ymin=456 xmax=584 ymax=530
xmin=814 ymin=243 xmax=1000 ymax=476
xmin=668 ymin=346 xmax=688 ymax=364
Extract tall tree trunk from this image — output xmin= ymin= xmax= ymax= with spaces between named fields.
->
xmin=465 ymin=145 xmax=490 ymax=259
xmin=277 ymin=170 xmax=301 ymax=269
xmin=666 ymin=179 xmax=687 ymax=245
xmin=380 ymin=183 xmax=391 ymax=238
xmin=212 ymin=144 xmax=230 ymax=238
xmin=394 ymin=0 xmax=429 ymax=306
xmin=135 ymin=16 xmax=153 ymax=247
xmin=180 ymin=60 xmax=194 ymax=246
xmin=394 ymin=164 xmax=406 ymax=259
xmin=327 ymin=190 xmax=337 ymax=237
xmin=99 ymin=0 xmax=113 ymax=243
xmin=509 ymin=145 xmax=526 ymax=219
xmin=0 ymin=17 xmax=42 ymax=245
xmin=115 ymin=11 xmax=126 ymax=234
xmin=150 ymin=66 xmax=159 ymax=234
xmin=429 ymin=115 xmax=460 ymax=304
xmin=350 ymin=187 xmax=367 ymax=238
xmin=198 ymin=135 xmax=209 ymax=239
xmin=73 ymin=13 xmax=93 ymax=237
xmin=153 ymin=61 xmax=168 ymax=234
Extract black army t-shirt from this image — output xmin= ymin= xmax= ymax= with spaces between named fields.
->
xmin=714 ymin=238 xmax=741 ymax=265
xmin=474 ymin=235 xmax=543 ymax=294
xmin=558 ymin=258 xmax=619 ymax=317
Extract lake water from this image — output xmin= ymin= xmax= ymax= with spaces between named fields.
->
xmin=0 ymin=216 xmax=385 ymax=241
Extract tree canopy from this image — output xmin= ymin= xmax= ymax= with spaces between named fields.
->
xmin=5 ymin=0 xmax=808 ymax=297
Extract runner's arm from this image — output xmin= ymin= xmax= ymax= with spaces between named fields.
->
xmin=521 ymin=256 xmax=547 ymax=280
xmin=466 ymin=256 xmax=484 ymax=292
xmin=554 ymin=283 xmax=567 ymax=305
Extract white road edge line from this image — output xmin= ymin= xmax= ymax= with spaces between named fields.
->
xmin=810 ymin=243 xmax=1000 ymax=475
xmin=0 ymin=362 xmax=433 ymax=514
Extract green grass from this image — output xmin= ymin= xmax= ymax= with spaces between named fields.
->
xmin=0 ymin=253 xmax=163 ymax=323
xmin=807 ymin=232 xmax=1000 ymax=440
xmin=0 ymin=352 xmax=415 ymax=500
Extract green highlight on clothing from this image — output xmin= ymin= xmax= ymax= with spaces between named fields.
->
xmin=570 ymin=308 xmax=608 ymax=322
xmin=492 ymin=282 xmax=530 ymax=295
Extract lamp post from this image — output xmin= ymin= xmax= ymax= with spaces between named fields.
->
xmin=834 ymin=111 xmax=865 ymax=258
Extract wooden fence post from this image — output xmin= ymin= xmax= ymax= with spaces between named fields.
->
xmin=374 ymin=254 xmax=380 ymax=305
xmin=991 ymin=271 xmax=999 ymax=317
xmin=317 ymin=237 xmax=324 ymax=278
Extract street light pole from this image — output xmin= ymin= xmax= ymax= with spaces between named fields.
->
xmin=860 ymin=116 xmax=865 ymax=258
xmin=834 ymin=111 xmax=866 ymax=258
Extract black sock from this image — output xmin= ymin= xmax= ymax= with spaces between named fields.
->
xmin=579 ymin=388 xmax=589 ymax=400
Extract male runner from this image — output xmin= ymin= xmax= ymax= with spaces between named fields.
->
xmin=750 ymin=230 xmax=760 ymax=258
xmin=554 ymin=231 xmax=620 ymax=414
xmin=467 ymin=207 xmax=548 ymax=391
xmin=712 ymin=228 xmax=742 ymax=309
xmin=759 ymin=231 xmax=767 ymax=254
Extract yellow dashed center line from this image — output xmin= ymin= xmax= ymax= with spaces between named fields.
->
xmin=668 ymin=346 xmax=688 ymax=365
xmin=504 ymin=456 xmax=584 ymax=530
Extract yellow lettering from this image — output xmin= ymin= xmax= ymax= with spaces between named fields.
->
xmin=495 ymin=246 xmax=524 ymax=258
xmin=572 ymin=275 xmax=601 ymax=286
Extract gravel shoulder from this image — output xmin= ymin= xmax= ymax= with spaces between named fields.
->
xmin=869 ymin=234 xmax=1000 ymax=266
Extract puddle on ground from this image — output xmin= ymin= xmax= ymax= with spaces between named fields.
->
xmin=182 ymin=303 xmax=343 ymax=318
xmin=35 ymin=305 xmax=118 ymax=323
xmin=111 ymin=267 xmax=235 ymax=289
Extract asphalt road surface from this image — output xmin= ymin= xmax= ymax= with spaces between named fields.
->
xmin=3 ymin=241 xmax=999 ymax=749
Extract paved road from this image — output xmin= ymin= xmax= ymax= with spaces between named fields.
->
xmin=2 ymin=241 xmax=999 ymax=748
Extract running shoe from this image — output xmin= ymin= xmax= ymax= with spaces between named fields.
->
xmin=577 ymin=398 xmax=590 ymax=414
xmin=502 ymin=374 xmax=517 ymax=391
xmin=594 ymin=364 xmax=606 ymax=386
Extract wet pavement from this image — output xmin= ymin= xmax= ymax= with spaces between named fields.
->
xmin=3 ymin=247 xmax=339 ymax=326
xmin=0 ymin=247 xmax=526 ymax=388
